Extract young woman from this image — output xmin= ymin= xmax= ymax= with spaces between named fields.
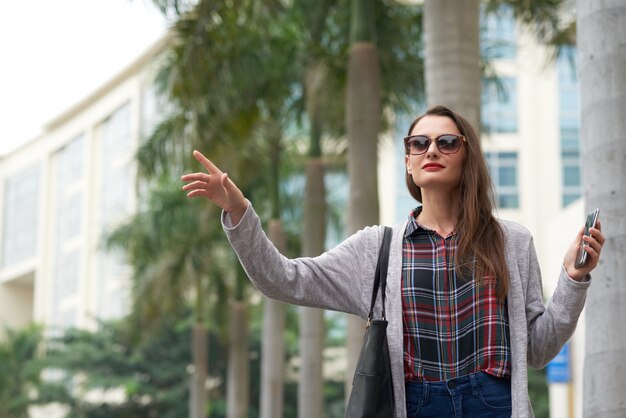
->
xmin=181 ymin=105 xmax=604 ymax=417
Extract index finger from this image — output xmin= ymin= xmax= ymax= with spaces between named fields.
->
xmin=193 ymin=150 xmax=222 ymax=175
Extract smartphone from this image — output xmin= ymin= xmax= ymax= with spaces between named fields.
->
xmin=574 ymin=208 xmax=600 ymax=268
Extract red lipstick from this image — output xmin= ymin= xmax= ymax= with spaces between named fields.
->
xmin=422 ymin=163 xmax=444 ymax=171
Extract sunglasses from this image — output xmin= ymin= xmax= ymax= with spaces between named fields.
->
xmin=403 ymin=134 xmax=466 ymax=155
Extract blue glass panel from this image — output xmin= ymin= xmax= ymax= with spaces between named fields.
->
xmin=558 ymin=46 xmax=582 ymax=208
xmin=482 ymin=77 xmax=517 ymax=133
xmin=563 ymin=194 xmax=581 ymax=207
xmin=563 ymin=166 xmax=581 ymax=187
xmin=499 ymin=166 xmax=517 ymax=186
xmin=499 ymin=194 xmax=519 ymax=209
xmin=480 ymin=5 xmax=517 ymax=59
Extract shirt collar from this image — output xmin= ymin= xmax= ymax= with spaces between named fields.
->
xmin=404 ymin=205 xmax=423 ymax=238
xmin=404 ymin=205 xmax=457 ymax=239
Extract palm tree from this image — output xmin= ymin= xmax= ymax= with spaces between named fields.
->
xmin=106 ymin=180 xmax=231 ymax=418
xmin=344 ymin=0 xmax=382 ymax=400
xmin=295 ymin=1 xmax=341 ymax=415
xmin=115 ymin=4 xmax=294 ymax=417
xmin=261 ymin=223 xmax=287 ymax=418
xmin=259 ymin=115 xmax=289 ymax=418
xmin=423 ymin=0 xmax=574 ymax=129
xmin=424 ymin=0 xmax=481 ymax=129
xmin=141 ymin=3 xmax=306 ymax=417
xmin=578 ymin=1 xmax=626 ymax=416
xmin=226 ymin=269 xmax=250 ymax=418
xmin=343 ymin=0 xmax=427 ymax=399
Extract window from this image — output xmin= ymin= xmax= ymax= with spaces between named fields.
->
xmin=97 ymin=103 xmax=134 ymax=319
xmin=51 ymin=134 xmax=84 ymax=329
xmin=141 ymin=83 xmax=171 ymax=140
xmin=480 ymin=5 xmax=517 ymax=60
xmin=1 ymin=163 xmax=40 ymax=268
xmin=54 ymin=250 xmax=79 ymax=300
xmin=485 ymin=152 xmax=519 ymax=209
xmin=558 ymin=47 xmax=582 ymax=207
xmin=482 ymin=77 xmax=518 ymax=134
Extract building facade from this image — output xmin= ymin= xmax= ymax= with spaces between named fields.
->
xmin=0 ymin=37 xmax=167 ymax=341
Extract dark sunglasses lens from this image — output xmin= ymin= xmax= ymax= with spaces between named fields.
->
xmin=407 ymin=136 xmax=430 ymax=153
xmin=437 ymin=135 xmax=461 ymax=153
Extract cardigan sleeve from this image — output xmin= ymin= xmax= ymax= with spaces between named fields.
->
xmin=222 ymin=203 xmax=382 ymax=317
xmin=524 ymin=236 xmax=590 ymax=368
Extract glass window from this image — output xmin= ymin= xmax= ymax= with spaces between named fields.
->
xmin=482 ymin=77 xmax=518 ymax=134
xmin=54 ymin=250 xmax=79 ymax=300
xmin=61 ymin=308 xmax=77 ymax=329
xmin=141 ymin=83 xmax=171 ymax=140
xmin=498 ymin=166 xmax=517 ymax=186
xmin=485 ymin=151 xmax=520 ymax=209
xmin=102 ymin=104 xmax=131 ymax=159
xmin=563 ymin=166 xmax=581 ymax=187
xmin=558 ymin=46 xmax=582 ymax=206
xmin=563 ymin=194 xmax=580 ymax=207
xmin=100 ymin=103 xmax=133 ymax=227
xmin=97 ymin=103 xmax=134 ymax=319
xmin=141 ymin=84 xmax=160 ymax=139
xmin=51 ymin=135 xmax=85 ymax=322
xmin=2 ymin=163 xmax=40 ymax=268
xmin=480 ymin=5 xmax=517 ymax=60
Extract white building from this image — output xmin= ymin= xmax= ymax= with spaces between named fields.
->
xmin=1 ymin=10 xmax=586 ymax=418
xmin=0 ymin=36 xmax=167 ymax=339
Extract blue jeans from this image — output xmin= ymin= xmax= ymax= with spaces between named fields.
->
xmin=405 ymin=372 xmax=512 ymax=418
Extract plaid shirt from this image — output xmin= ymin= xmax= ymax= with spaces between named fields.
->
xmin=402 ymin=207 xmax=511 ymax=382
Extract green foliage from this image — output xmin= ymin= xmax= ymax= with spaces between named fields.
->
xmin=0 ymin=325 xmax=44 ymax=418
xmin=36 ymin=318 xmax=191 ymax=418
xmin=0 ymin=303 xmax=348 ymax=417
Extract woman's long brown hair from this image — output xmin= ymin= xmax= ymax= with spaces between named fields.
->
xmin=404 ymin=105 xmax=510 ymax=300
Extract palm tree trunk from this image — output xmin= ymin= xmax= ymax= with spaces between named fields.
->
xmin=345 ymin=0 xmax=381 ymax=403
xmin=190 ymin=323 xmax=208 ymax=418
xmin=260 ymin=219 xmax=287 ymax=418
xmin=299 ymin=158 xmax=326 ymax=418
xmin=227 ymin=300 xmax=249 ymax=418
xmin=578 ymin=1 xmax=626 ymax=416
xmin=423 ymin=0 xmax=481 ymax=131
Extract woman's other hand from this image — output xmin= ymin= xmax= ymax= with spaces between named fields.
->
xmin=181 ymin=150 xmax=248 ymax=224
xmin=563 ymin=220 xmax=605 ymax=281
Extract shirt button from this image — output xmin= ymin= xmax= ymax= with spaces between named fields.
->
xmin=447 ymin=380 xmax=456 ymax=389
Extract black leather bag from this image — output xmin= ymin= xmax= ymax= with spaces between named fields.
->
xmin=346 ymin=227 xmax=395 ymax=418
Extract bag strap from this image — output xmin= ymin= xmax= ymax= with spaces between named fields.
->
xmin=367 ymin=226 xmax=393 ymax=324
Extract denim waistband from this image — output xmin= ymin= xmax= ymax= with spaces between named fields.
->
xmin=405 ymin=372 xmax=509 ymax=404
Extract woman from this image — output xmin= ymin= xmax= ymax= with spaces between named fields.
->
xmin=181 ymin=105 xmax=604 ymax=417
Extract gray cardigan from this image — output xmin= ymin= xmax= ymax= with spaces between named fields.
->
xmin=222 ymin=203 xmax=591 ymax=418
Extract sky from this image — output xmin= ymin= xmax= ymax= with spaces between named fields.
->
xmin=0 ymin=0 xmax=169 ymax=156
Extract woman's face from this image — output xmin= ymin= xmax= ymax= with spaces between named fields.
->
xmin=405 ymin=115 xmax=467 ymax=194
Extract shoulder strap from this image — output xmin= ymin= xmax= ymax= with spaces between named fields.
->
xmin=368 ymin=226 xmax=393 ymax=323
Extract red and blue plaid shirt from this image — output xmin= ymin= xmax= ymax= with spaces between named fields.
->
xmin=402 ymin=207 xmax=511 ymax=381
